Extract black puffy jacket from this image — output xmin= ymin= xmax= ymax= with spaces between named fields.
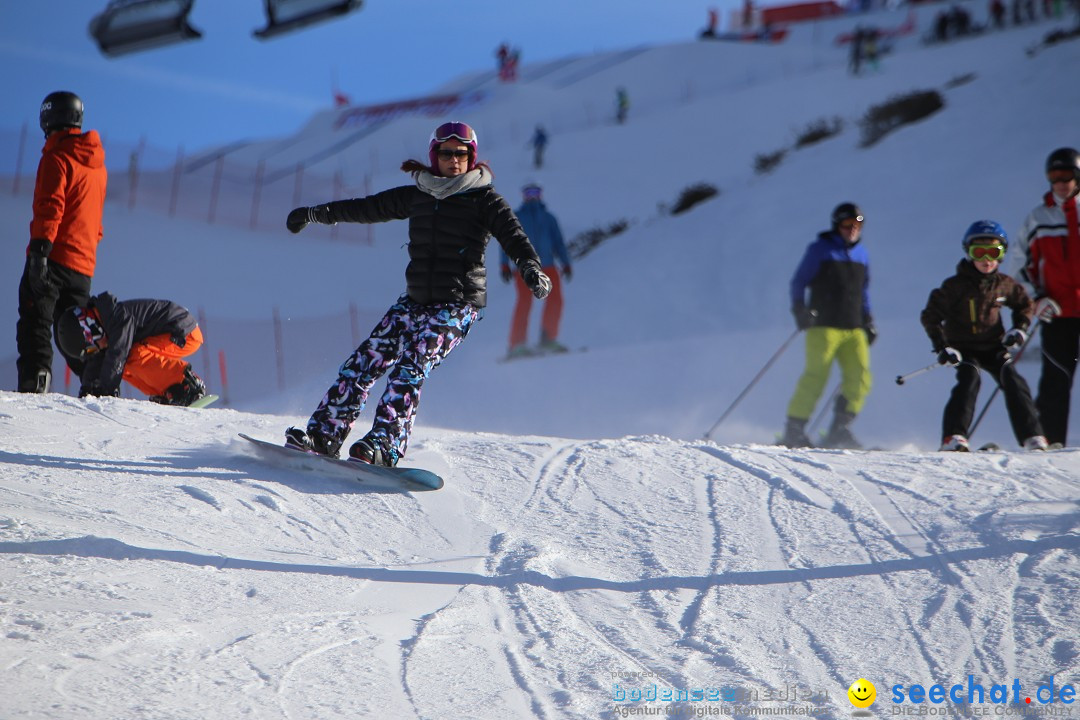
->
xmin=323 ymin=183 xmax=541 ymax=307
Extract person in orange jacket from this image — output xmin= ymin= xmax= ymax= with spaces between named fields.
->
xmin=16 ymin=91 xmax=107 ymax=393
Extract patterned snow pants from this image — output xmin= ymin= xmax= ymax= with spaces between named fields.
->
xmin=308 ymin=293 xmax=479 ymax=461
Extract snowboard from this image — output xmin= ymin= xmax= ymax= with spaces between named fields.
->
xmin=499 ymin=344 xmax=586 ymax=363
xmin=189 ymin=394 xmax=220 ymax=409
xmin=238 ymin=433 xmax=443 ymax=491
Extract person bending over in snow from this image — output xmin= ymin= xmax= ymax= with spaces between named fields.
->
xmin=920 ymin=220 xmax=1048 ymax=452
xmin=282 ymin=121 xmax=549 ymax=467
xmin=56 ymin=292 xmax=207 ymax=406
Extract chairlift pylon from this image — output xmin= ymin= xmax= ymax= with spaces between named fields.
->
xmin=89 ymin=0 xmax=202 ymax=57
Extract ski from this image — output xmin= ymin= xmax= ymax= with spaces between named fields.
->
xmin=188 ymin=394 xmax=220 ymax=409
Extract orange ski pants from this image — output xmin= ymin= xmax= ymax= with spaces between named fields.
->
xmin=509 ymin=265 xmax=563 ymax=348
xmin=122 ymin=327 xmax=203 ymax=396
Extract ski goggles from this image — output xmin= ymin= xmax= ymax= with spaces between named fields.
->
xmin=431 ymin=122 xmax=477 ymax=146
xmin=76 ymin=308 xmax=106 ymax=354
xmin=1048 ymin=170 xmax=1076 ymax=184
xmin=967 ymin=243 xmax=1006 ymax=261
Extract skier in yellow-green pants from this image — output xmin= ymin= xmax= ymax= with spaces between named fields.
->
xmin=781 ymin=203 xmax=875 ymax=448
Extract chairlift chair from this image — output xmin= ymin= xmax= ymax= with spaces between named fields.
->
xmin=254 ymin=0 xmax=363 ymax=40
xmin=89 ymin=0 xmax=202 ymax=57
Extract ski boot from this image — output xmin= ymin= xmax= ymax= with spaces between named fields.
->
xmin=940 ymin=435 xmax=970 ymax=452
xmin=284 ymin=427 xmax=342 ymax=458
xmin=348 ymin=434 xmax=398 ymax=467
xmin=538 ymin=335 xmax=569 ymax=354
xmin=1022 ymin=435 xmax=1049 ymax=452
xmin=822 ymin=397 xmax=862 ymax=449
xmin=779 ymin=416 xmax=813 ymax=448
xmin=17 ymin=368 xmax=51 ymax=394
xmin=151 ymin=365 xmax=206 ymax=407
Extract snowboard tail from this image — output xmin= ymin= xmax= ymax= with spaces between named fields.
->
xmin=238 ymin=434 xmax=443 ymax=491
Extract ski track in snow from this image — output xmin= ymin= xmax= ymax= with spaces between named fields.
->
xmin=1 ymin=396 xmax=1078 ymax=718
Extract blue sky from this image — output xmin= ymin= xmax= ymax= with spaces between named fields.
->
xmin=0 ymin=1 xmax=728 ymax=154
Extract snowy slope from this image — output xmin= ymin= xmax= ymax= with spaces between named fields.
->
xmin=3 ymin=14 xmax=1079 ymax=450
xmin=2 ymin=18 xmax=1080 ymax=718
xmin=1 ymin=393 xmax=1077 ymax=718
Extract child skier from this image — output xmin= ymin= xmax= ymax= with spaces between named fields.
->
xmin=282 ymin=121 xmax=550 ymax=467
xmin=920 ymin=220 xmax=1048 ymax=452
xmin=55 ymin=292 xmax=207 ymax=406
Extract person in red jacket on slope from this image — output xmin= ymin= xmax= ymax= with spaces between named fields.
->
xmin=16 ymin=91 xmax=108 ymax=393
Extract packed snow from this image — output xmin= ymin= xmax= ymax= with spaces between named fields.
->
xmin=2 ymin=5 xmax=1079 ymax=719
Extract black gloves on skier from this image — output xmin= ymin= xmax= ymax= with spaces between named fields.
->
xmin=25 ymin=238 xmax=53 ymax=298
xmin=792 ymin=305 xmax=816 ymax=331
xmin=521 ymin=262 xmax=552 ymax=299
xmin=500 ymin=264 xmax=512 ymax=284
xmin=937 ymin=347 xmax=962 ymax=366
xmin=286 ymin=205 xmax=333 ymax=234
xmin=863 ymin=317 xmax=878 ymax=346
xmin=1002 ymin=328 xmax=1027 ymax=351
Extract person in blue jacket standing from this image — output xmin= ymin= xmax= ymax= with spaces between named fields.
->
xmin=501 ymin=182 xmax=573 ymax=356
xmin=780 ymin=202 xmax=875 ymax=448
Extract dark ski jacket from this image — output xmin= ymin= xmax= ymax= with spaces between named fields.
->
xmin=322 ymin=183 xmax=541 ymax=307
xmin=82 ymin=292 xmax=198 ymax=395
xmin=790 ymin=230 xmax=871 ymax=329
xmin=920 ymin=260 xmax=1033 ymax=353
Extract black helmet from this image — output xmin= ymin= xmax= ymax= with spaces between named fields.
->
xmin=56 ymin=306 xmax=103 ymax=360
xmin=39 ymin=91 xmax=83 ymax=135
xmin=831 ymin=202 xmax=864 ymax=229
xmin=1046 ymin=147 xmax=1080 ymax=182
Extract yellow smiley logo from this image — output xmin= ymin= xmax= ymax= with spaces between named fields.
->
xmin=848 ymin=678 xmax=876 ymax=708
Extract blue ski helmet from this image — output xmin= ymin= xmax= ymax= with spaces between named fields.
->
xmin=962 ymin=220 xmax=1008 ymax=250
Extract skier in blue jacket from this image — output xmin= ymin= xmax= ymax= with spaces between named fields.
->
xmin=780 ymin=202 xmax=875 ymax=448
xmin=500 ymin=182 xmax=573 ymax=356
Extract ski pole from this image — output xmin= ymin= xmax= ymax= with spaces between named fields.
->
xmin=969 ymin=320 xmax=1040 ymax=439
xmin=808 ymin=382 xmax=842 ymax=438
xmin=895 ymin=362 xmax=941 ymax=385
xmin=704 ymin=327 xmax=802 ymax=440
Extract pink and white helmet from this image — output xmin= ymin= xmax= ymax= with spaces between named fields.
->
xmin=428 ymin=121 xmax=478 ymax=172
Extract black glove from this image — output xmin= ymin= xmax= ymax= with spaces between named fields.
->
xmin=171 ymin=332 xmax=187 ymax=349
xmin=937 ymin=347 xmax=962 ymax=366
xmin=500 ymin=265 xmax=512 ymax=284
xmin=25 ymin=238 xmax=53 ymax=298
xmin=1002 ymin=327 xmax=1026 ymax=350
xmin=286 ymin=205 xmax=332 ymax=234
xmin=562 ymin=265 xmax=573 ymax=282
xmin=521 ymin=262 xmax=552 ymax=299
xmin=863 ymin=319 xmax=878 ymax=346
xmin=793 ymin=305 xmax=816 ymax=331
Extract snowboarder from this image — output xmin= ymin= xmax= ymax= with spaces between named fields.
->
xmin=501 ymin=182 xmax=572 ymax=357
xmin=1007 ymin=147 xmax=1080 ymax=448
xmin=55 ymin=292 xmax=208 ymax=406
xmin=921 ymin=221 xmax=1048 ymax=452
xmin=16 ymin=91 xmax=107 ymax=394
xmin=283 ymin=121 xmax=550 ymax=467
xmin=780 ymin=203 xmax=875 ymax=449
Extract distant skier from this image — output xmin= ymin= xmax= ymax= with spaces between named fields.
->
xmin=1007 ymin=147 xmax=1080 ymax=448
xmin=615 ymin=87 xmax=630 ymax=124
xmin=55 ymin=292 xmax=208 ymax=406
xmin=16 ymin=91 xmax=107 ymax=394
xmin=920 ymin=221 xmax=1047 ymax=452
xmin=780 ymin=203 xmax=875 ymax=449
xmin=530 ymin=125 xmax=548 ymax=169
xmin=283 ymin=122 xmax=550 ymax=467
xmin=501 ymin=182 xmax=572 ymax=357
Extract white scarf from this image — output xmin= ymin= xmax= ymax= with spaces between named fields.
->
xmin=415 ymin=167 xmax=492 ymax=200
